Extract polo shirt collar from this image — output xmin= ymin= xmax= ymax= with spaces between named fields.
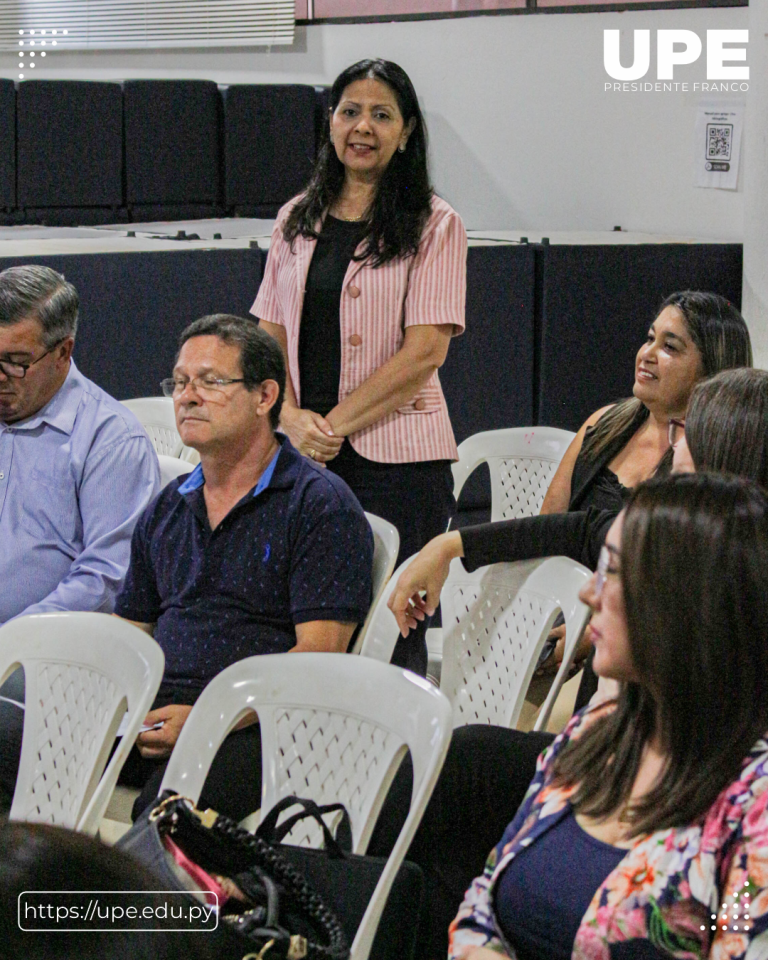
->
xmin=178 ymin=433 xmax=293 ymax=498
xmin=4 ymin=360 xmax=81 ymax=435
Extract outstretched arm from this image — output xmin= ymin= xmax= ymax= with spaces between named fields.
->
xmin=388 ymin=508 xmax=616 ymax=636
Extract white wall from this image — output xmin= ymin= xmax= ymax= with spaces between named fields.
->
xmin=0 ymin=7 xmax=749 ymax=238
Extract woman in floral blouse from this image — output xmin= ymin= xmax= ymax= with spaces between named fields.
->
xmin=450 ymin=472 xmax=768 ymax=960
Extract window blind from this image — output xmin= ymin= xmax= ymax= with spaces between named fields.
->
xmin=0 ymin=0 xmax=295 ymax=50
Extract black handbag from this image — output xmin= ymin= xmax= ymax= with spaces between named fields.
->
xmin=119 ymin=791 xmax=350 ymax=960
xmin=253 ymin=797 xmax=423 ymax=960
xmin=118 ymin=792 xmax=423 ymax=960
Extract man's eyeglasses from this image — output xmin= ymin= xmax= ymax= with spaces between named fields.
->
xmin=668 ymin=418 xmax=686 ymax=447
xmin=160 ymin=376 xmax=247 ymax=399
xmin=595 ymin=544 xmax=621 ymax=598
xmin=0 ymin=339 xmax=65 ymax=379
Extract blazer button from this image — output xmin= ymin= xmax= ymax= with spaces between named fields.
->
xmin=414 ymin=398 xmax=426 ymax=410
xmin=348 ymin=285 xmax=361 ymax=298
xmin=349 ymin=334 xmax=363 ymax=347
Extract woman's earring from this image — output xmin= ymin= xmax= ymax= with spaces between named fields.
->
xmin=398 ymin=142 xmax=406 ymax=153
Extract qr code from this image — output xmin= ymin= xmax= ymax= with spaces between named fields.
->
xmin=706 ymin=124 xmax=733 ymax=161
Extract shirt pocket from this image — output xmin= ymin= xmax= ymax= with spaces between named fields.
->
xmin=19 ymin=459 xmax=78 ymax=544
xmin=396 ymin=380 xmax=442 ymax=415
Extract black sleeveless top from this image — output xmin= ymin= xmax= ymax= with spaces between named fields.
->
xmin=568 ymin=405 xmax=649 ymax=512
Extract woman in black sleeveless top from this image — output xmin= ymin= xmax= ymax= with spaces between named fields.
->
xmin=371 ymin=367 xmax=768 ymax=960
xmin=374 ymin=293 xmax=752 ymax=958
xmin=389 ymin=291 xmax=751 ymax=644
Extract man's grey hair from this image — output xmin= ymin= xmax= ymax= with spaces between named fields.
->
xmin=0 ymin=265 xmax=79 ymax=347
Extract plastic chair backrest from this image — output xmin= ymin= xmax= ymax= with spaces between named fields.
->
xmin=0 ymin=613 xmax=164 ymax=834
xmin=356 ymin=554 xmax=416 ymax=664
xmin=531 ymin=557 xmax=593 ymax=732
xmin=121 ymin=397 xmax=199 ymax=463
xmin=160 ymin=653 xmax=452 ymax=960
xmin=440 ymin=556 xmax=591 ymax=729
xmin=350 ymin=513 xmax=400 ymax=655
xmin=157 ymin=454 xmax=195 ymax=489
xmin=452 ymin=427 xmax=576 ymax=521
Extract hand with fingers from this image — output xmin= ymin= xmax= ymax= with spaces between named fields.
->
xmin=280 ymin=405 xmax=344 ymax=465
xmin=136 ymin=704 xmax=192 ymax=759
xmin=388 ymin=530 xmax=464 ymax=636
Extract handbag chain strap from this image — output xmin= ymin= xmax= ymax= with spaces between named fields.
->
xmin=212 ymin=815 xmax=348 ymax=960
xmin=152 ymin=795 xmax=349 ymax=960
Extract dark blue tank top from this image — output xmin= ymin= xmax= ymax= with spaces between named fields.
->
xmin=494 ymin=810 xmax=626 ymax=960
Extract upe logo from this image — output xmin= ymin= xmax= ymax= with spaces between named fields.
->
xmin=604 ymin=30 xmax=748 ymax=81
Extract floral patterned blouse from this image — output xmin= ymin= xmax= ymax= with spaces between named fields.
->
xmin=449 ymin=702 xmax=768 ymax=960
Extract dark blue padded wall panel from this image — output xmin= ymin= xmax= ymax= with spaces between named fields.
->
xmin=537 ymin=244 xmax=744 ymax=432
xmin=0 ymin=80 xmax=15 ymax=214
xmin=124 ymin=80 xmax=223 ymax=221
xmin=224 ymin=84 xmax=317 ymax=217
xmin=442 ymin=244 xmax=536 ymax=523
xmin=17 ymin=80 xmax=124 ymax=224
xmin=315 ymin=86 xmax=332 ymax=147
xmin=0 ymin=248 xmax=263 ymax=400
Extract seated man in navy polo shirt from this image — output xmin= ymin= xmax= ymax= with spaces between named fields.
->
xmin=115 ymin=314 xmax=373 ymax=818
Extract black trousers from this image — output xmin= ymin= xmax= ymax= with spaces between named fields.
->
xmin=0 ymin=668 xmax=24 ymax=812
xmin=368 ymin=724 xmax=555 ymax=960
xmin=326 ymin=440 xmax=456 ymax=676
xmin=122 ymin=722 xmax=264 ymax=822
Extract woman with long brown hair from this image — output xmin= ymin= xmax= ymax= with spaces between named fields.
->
xmin=369 ymin=367 xmax=768 ymax=960
xmin=389 ymin=291 xmax=751 ymax=690
xmin=450 ymin=473 xmax=768 ymax=960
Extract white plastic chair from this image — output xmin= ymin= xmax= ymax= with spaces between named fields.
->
xmin=356 ymin=554 xmax=416 ymax=664
xmin=452 ymin=426 xmax=576 ymax=520
xmin=121 ymin=396 xmax=199 ymax=463
xmin=0 ymin=612 xmax=164 ymax=835
xmin=440 ymin=556 xmax=591 ymax=731
xmin=350 ymin=513 xmax=400 ymax=655
xmin=157 ymin=453 xmax=194 ymax=488
xmin=159 ymin=653 xmax=452 ymax=960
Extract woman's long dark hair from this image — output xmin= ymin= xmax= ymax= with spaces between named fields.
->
xmin=552 ymin=474 xmax=768 ymax=835
xmin=686 ymin=368 xmax=768 ymax=489
xmin=283 ymin=59 xmax=433 ymax=266
xmin=580 ymin=291 xmax=752 ymax=464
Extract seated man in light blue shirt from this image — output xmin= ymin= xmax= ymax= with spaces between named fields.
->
xmin=0 ymin=264 xmax=160 ymax=806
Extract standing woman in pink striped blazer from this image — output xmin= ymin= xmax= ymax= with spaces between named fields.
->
xmin=254 ymin=59 xmax=467 ymax=674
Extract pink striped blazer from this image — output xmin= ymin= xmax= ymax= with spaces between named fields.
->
xmin=251 ymin=194 xmax=467 ymax=464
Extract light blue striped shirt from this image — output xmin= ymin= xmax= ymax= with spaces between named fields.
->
xmin=0 ymin=361 xmax=160 ymax=623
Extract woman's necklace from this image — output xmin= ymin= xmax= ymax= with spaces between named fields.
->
xmin=331 ymin=198 xmax=368 ymax=222
xmin=334 ymin=210 xmax=365 ymax=222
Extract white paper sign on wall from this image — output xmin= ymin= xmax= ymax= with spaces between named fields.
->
xmin=694 ymin=100 xmax=745 ymax=190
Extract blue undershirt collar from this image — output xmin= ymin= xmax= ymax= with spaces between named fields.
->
xmin=178 ymin=445 xmax=280 ymax=498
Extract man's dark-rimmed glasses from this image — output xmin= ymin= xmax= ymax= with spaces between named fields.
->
xmin=0 ymin=339 xmax=65 ymax=379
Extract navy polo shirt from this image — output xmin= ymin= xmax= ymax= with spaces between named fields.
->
xmin=115 ymin=435 xmax=373 ymax=704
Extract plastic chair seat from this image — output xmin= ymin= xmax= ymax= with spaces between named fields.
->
xmin=158 ymin=653 xmax=452 ymax=960
xmin=0 ymin=612 xmax=164 ymax=834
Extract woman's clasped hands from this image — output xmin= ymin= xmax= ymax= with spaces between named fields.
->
xmin=280 ymin=403 xmax=344 ymax=465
